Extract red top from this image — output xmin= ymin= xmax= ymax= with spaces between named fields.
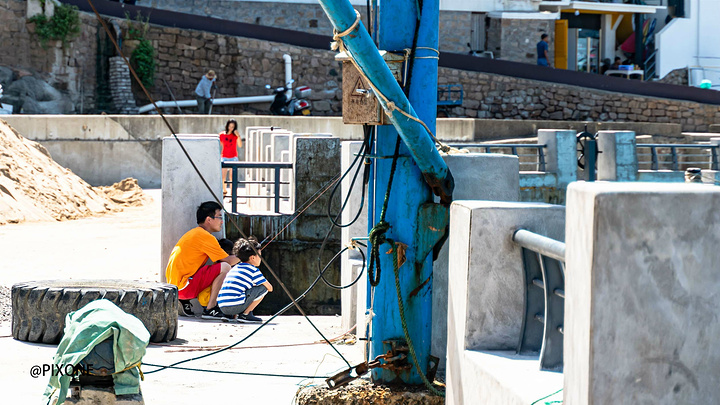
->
xmin=219 ymin=132 xmax=240 ymax=158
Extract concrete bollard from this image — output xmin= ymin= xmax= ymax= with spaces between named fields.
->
xmin=432 ymin=153 xmax=520 ymax=371
xmin=160 ymin=135 xmax=223 ymax=281
xmin=596 ymin=130 xmax=638 ymax=181
xmin=564 ymin=182 xmax=720 ymax=404
xmin=446 ymin=200 xmax=565 ymax=404
xmin=537 ymin=130 xmax=578 ymax=185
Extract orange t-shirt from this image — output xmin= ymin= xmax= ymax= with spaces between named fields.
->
xmin=165 ymin=227 xmax=228 ymax=290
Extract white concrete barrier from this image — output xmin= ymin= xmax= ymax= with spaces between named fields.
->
xmin=160 ymin=135 xmax=223 ymax=280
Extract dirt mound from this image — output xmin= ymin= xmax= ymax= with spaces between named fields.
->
xmin=0 ymin=118 xmax=149 ymax=225
xmin=98 ymin=178 xmax=151 ymax=207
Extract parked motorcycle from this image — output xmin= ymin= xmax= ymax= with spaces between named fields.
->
xmin=266 ymin=80 xmax=312 ymax=116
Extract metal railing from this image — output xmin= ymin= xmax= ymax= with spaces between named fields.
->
xmin=448 ymin=143 xmax=547 ymax=172
xmin=222 ymin=161 xmax=293 ymax=214
xmin=637 ymin=144 xmax=720 ymax=171
xmin=513 ymin=229 xmax=566 ymax=372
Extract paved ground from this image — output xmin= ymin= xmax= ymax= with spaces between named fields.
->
xmin=0 ymin=190 xmax=363 ymax=403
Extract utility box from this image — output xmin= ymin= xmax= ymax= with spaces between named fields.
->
xmin=336 ymin=51 xmax=406 ymax=125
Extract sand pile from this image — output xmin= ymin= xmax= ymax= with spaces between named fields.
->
xmin=0 ymin=118 xmax=149 ymax=225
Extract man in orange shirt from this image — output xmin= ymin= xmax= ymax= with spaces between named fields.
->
xmin=166 ymin=201 xmax=240 ymax=319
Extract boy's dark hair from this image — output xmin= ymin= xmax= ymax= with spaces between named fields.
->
xmin=541 ymin=33 xmax=548 ymax=40
xmin=196 ymin=201 xmax=223 ymax=224
xmin=232 ymin=236 xmax=261 ymax=262
xmin=218 ymin=238 xmax=235 ymax=256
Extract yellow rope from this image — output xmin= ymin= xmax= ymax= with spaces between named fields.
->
xmin=332 ymin=9 xmax=458 ymax=154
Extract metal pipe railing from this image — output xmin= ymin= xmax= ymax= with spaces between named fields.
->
xmin=222 ymin=162 xmax=293 ymax=214
xmin=637 ymin=144 xmax=720 ymax=171
xmin=512 ymin=229 xmax=566 ymax=263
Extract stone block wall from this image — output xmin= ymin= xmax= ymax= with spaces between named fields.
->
xmin=0 ymin=0 xmax=98 ymax=112
xmin=437 ymin=68 xmax=720 ymax=132
xmin=121 ymin=21 xmax=343 ymax=115
xmin=109 ymin=56 xmax=137 ymax=114
xmin=135 ymin=0 xmax=472 ymax=53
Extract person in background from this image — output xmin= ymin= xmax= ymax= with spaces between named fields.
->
xmin=611 ymin=57 xmax=622 ymax=70
xmin=195 ymin=70 xmax=216 ymax=114
xmin=537 ymin=33 xmax=552 ymax=68
xmin=220 ymin=119 xmax=241 ymax=196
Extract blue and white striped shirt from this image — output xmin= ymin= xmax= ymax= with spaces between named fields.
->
xmin=217 ymin=263 xmax=268 ymax=307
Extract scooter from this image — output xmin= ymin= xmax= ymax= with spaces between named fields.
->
xmin=266 ymin=80 xmax=312 ymax=116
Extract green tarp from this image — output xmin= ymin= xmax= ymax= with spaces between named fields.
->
xmin=43 ymin=299 xmax=150 ymax=405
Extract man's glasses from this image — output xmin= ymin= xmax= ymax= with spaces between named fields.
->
xmin=213 ymin=215 xmax=224 ymax=219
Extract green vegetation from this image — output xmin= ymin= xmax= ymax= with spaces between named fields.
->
xmin=126 ymin=12 xmax=156 ymax=88
xmin=131 ymin=38 xmax=156 ymax=88
xmin=28 ymin=3 xmax=81 ymax=48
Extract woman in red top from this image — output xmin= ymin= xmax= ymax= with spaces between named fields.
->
xmin=220 ymin=119 xmax=241 ymax=195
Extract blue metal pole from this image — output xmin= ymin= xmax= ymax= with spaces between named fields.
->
xmin=319 ymin=0 xmax=444 ymax=386
xmin=318 ymin=0 xmax=452 ymax=203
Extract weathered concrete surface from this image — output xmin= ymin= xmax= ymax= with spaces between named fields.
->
xmin=537 ymin=129 xmax=578 ymax=186
xmin=597 ymin=130 xmax=638 ymax=181
xmin=446 ymin=200 xmax=565 ymax=404
xmin=40 ymin=140 xmax=162 ymax=187
xmin=160 ymin=135 xmax=223 ymax=280
xmin=564 ymin=182 xmax=720 ymax=405
xmin=226 ymin=135 xmax=342 ymax=315
xmin=432 ymin=153 xmax=519 ymax=371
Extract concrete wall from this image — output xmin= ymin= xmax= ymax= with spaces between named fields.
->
xmin=225 ymin=135 xmax=342 ymax=315
xmin=564 ymin=182 xmax=720 ymax=405
xmin=446 ymin=200 xmax=565 ymax=404
xmin=0 ymin=114 xmax=695 ymax=189
xmin=160 ymin=135 xmax=223 ymax=280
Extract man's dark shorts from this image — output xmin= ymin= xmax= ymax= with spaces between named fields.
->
xmin=219 ymin=285 xmax=268 ymax=316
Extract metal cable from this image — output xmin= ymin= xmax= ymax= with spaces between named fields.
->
xmin=86 ymin=0 xmax=353 ymax=369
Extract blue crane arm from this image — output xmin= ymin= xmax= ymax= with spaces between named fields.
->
xmin=318 ymin=0 xmax=454 ymax=203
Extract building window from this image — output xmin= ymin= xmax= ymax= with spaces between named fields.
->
xmin=309 ymin=19 xmax=318 ymax=28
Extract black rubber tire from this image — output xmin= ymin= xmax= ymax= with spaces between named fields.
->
xmin=11 ymin=280 xmax=178 ymax=344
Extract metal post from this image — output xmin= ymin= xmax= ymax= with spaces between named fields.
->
xmin=711 ymin=147 xmax=719 ymax=171
xmin=231 ymin=166 xmax=238 ymax=213
xmin=651 ymin=147 xmax=658 ymax=170
xmin=369 ymin=0 xmax=439 ymax=385
xmin=671 ymin=146 xmax=678 ymax=171
xmin=274 ymin=166 xmax=281 ymax=214
xmin=319 ymin=0 xmax=450 ymax=386
xmin=586 ymin=139 xmax=597 ymax=182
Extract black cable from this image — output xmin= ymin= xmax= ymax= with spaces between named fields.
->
xmin=326 ymin=125 xmax=372 ymax=228
xmin=144 ymin=242 xmax=352 ymax=375
xmin=318 ymin=127 xmax=373 ymax=290
xmin=85 ymin=0 xmax=353 ymax=370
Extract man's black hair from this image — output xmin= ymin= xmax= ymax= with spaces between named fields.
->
xmin=196 ymin=201 xmax=223 ymax=224
xmin=541 ymin=33 xmax=549 ymax=40
xmin=218 ymin=238 xmax=235 ymax=256
xmin=232 ymin=236 xmax=261 ymax=262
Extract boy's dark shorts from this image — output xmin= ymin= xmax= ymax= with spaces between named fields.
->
xmin=219 ymin=285 xmax=268 ymax=315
